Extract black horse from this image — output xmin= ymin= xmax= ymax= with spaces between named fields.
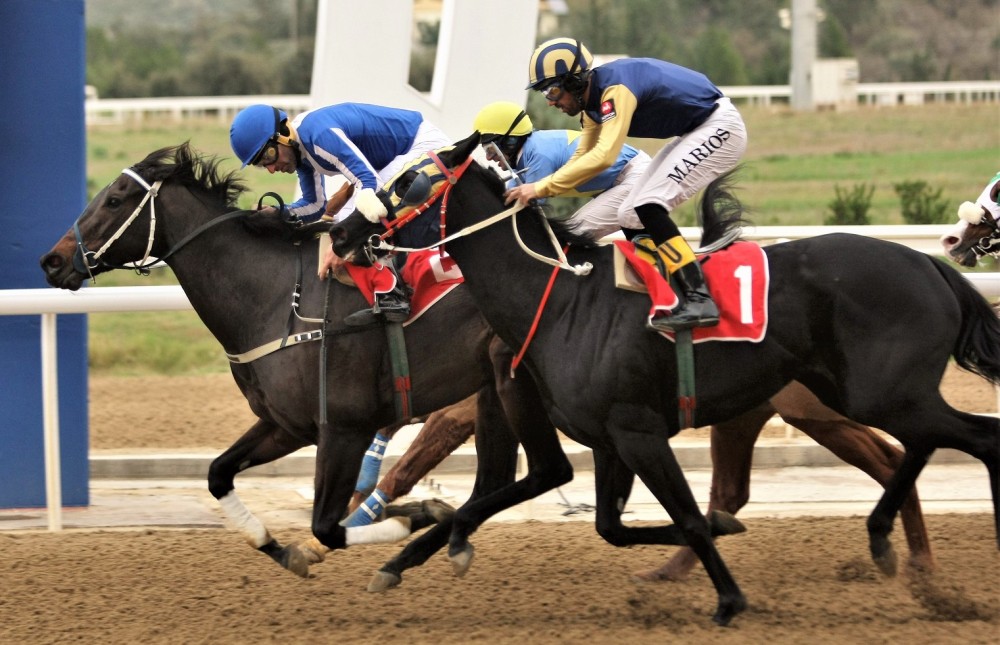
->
xmin=331 ymin=133 xmax=1000 ymax=625
xmin=38 ymin=143 xmax=741 ymax=582
xmin=39 ymin=143 xmax=529 ymax=574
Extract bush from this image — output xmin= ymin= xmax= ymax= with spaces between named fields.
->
xmin=894 ymin=180 xmax=950 ymax=224
xmin=824 ymin=183 xmax=874 ymax=225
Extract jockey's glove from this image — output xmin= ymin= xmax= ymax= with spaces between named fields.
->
xmin=357 ymin=187 xmax=389 ymax=222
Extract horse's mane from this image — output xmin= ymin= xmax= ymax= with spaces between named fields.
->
xmin=131 ymin=141 xmax=248 ymax=209
xmin=698 ymin=167 xmax=751 ymax=246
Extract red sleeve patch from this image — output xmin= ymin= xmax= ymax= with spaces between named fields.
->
xmin=599 ymin=99 xmax=616 ymax=122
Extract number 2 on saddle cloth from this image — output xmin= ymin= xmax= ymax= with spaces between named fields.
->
xmin=614 ymin=240 xmax=770 ymax=343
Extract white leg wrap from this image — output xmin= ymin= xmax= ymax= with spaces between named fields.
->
xmin=218 ymin=491 xmax=271 ymax=548
xmin=345 ymin=516 xmax=412 ymax=546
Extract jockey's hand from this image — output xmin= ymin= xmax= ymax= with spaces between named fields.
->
xmin=504 ymin=183 xmax=539 ymax=206
xmin=317 ymin=243 xmax=345 ymax=279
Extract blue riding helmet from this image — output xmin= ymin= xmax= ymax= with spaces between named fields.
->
xmin=230 ymin=104 xmax=287 ymax=168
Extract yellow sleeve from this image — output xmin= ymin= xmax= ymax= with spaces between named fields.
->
xmin=536 ymin=85 xmax=638 ymax=198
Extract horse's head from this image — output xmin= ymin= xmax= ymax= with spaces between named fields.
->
xmin=940 ymin=176 xmax=1000 ymax=267
xmin=41 ymin=143 xmax=245 ymax=290
xmin=330 ymin=132 xmax=485 ymax=265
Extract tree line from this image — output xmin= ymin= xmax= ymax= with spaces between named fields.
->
xmin=86 ymin=0 xmax=997 ymax=98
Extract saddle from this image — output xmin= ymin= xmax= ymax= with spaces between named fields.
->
xmin=614 ymin=236 xmax=769 ymax=343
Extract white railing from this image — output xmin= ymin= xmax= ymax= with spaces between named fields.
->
xmin=85 ymin=94 xmax=313 ymax=125
xmin=7 ymin=229 xmax=1000 ymax=529
xmin=84 ymin=81 xmax=1000 ymax=124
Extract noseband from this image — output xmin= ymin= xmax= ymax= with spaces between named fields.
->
xmin=72 ymin=167 xmax=162 ymax=276
xmin=972 ymin=217 xmax=1000 ymax=259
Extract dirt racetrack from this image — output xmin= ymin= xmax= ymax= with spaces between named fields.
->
xmin=0 ymin=367 xmax=995 ymax=644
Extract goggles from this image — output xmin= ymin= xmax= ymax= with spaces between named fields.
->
xmin=251 ymin=140 xmax=280 ymax=167
xmin=541 ymin=83 xmax=564 ymax=102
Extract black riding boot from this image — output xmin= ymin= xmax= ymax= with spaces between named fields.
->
xmin=344 ymin=266 xmax=411 ymax=326
xmin=647 ymin=261 xmax=720 ymax=332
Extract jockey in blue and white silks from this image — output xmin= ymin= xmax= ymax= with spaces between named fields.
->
xmin=287 ymin=103 xmax=451 ymax=223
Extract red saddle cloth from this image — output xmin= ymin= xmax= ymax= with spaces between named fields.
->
xmin=344 ymin=250 xmax=464 ymax=324
xmin=614 ymin=240 xmax=770 ymax=343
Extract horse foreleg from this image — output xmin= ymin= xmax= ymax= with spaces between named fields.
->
xmin=370 ymin=386 xmax=520 ymax=592
xmin=632 ymin=403 xmax=771 ymax=582
xmin=346 ymin=412 xmax=432 ymax=515
xmin=608 ymin=416 xmax=746 ymax=626
xmin=209 ymin=419 xmax=312 ymax=576
xmin=446 ymin=382 xmax=573 ymax=577
xmin=592 ymin=449 xmax=746 ymax=550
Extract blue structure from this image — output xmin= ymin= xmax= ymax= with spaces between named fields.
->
xmin=0 ymin=0 xmax=89 ymax=507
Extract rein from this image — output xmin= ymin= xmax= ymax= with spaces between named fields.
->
xmin=367 ymin=154 xmax=593 ymax=277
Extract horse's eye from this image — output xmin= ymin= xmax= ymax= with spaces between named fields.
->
xmin=105 ymin=196 xmax=122 ymax=209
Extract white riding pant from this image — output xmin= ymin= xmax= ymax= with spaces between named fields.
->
xmin=560 ymin=151 xmax=651 ymax=240
xmin=618 ymin=97 xmax=747 ymax=229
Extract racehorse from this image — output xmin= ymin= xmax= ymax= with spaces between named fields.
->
xmin=331 ymin=133 xmax=1000 ymax=625
xmin=940 ymin=175 xmax=1000 ymax=268
xmin=39 ymin=142 xmax=529 ymax=575
xmin=39 ymin=142 xmax=754 ymax=583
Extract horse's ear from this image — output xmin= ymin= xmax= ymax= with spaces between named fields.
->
xmin=446 ymin=132 xmax=481 ymax=166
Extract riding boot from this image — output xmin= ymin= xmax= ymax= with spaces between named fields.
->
xmin=642 ymin=235 xmax=719 ymax=332
xmin=344 ymin=264 xmax=411 ymax=326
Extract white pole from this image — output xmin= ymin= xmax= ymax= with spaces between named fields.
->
xmin=40 ymin=313 xmax=63 ymax=531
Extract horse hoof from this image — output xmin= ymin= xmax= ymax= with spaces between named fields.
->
xmin=712 ymin=594 xmax=747 ymax=627
xmin=449 ymin=543 xmax=475 ymax=577
xmin=422 ymin=498 xmax=456 ymax=523
xmin=278 ymin=546 xmax=311 ymax=578
xmin=368 ymin=570 xmax=402 ymax=592
xmin=707 ymin=510 xmax=747 ymax=537
xmin=296 ymin=538 xmax=329 ymax=564
xmin=869 ymin=534 xmax=898 ymax=576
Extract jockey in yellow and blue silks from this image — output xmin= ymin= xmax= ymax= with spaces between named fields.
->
xmin=230 ymin=103 xmax=451 ymax=323
xmin=473 ymin=101 xmax=650 ymax=240
xmin=505 ymin=38 xmax=749 ymax=332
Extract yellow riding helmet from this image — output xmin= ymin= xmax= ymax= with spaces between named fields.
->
xmin=526 ymin=37 xmax=593 ymax=90
xmin=473 ymin=102 xmax=533 ymax=138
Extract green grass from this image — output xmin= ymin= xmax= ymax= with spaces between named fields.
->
xmin=84 ymin=103 xmax=1000 ymax=375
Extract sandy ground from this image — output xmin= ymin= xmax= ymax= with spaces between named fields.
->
xmin=1 ymin=514 xmax=997 ymax=644
xmin=1 ymin=367 xmax=992 ymax=644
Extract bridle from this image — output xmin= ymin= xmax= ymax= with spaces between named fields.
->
xmin=71 ymin=167 xmax=247 ymax=279
xmin=72 ymin=168 xmax=162 ymax=277
xmin=364 ymin=151 xmax=593 ymax=276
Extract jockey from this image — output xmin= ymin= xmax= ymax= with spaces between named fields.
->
xmin=473 ymin=101 xmax=651 ymax=240
xmin=230 ymin=103 xmax=451 ymax=324
xmin=505 ymin=38 xmax=749 ymax=332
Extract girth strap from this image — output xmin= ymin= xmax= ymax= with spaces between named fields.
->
xmin=674 ymin=329 xmax=696 ymax=429
xmin=385 ymin=322 xmax=413 ymax=419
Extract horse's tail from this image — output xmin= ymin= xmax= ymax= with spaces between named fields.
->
xmin=698 ymin=166 xmax=751 ymax=247
xmin=932 ymin=258 xmax=1000 ymax=385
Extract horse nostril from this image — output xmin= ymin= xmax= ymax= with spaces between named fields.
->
xmin=41 ymin=254 xmax=64 ymax=270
